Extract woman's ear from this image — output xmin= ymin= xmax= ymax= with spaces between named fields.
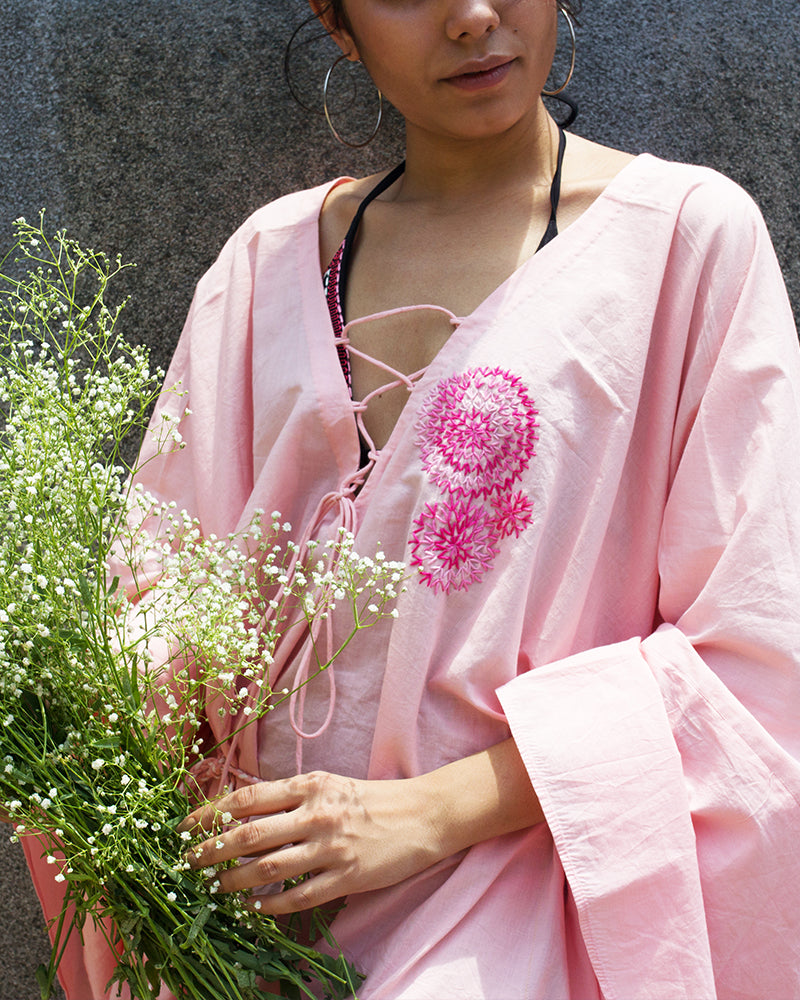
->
xmin=307 ymin=0 xmax=360 ymax=60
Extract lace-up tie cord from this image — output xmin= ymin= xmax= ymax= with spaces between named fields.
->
xmin=285 ymin=305 xmax=466 ymax=771
xmin=337 ymin=302 xmax=464 ymax=465
xmin=204 ymin=305 xmax=467 ymax=786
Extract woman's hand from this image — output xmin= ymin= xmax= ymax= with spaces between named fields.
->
xmin=178 ymin=738 xmax=544 ymax=914
xmin=180 ymin=770 xmax=444 ymax=914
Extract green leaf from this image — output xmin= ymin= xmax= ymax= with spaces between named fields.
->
xmin=182 ymin=905 xmax=211 ymax=948
xmin=35 ymin=964 xmax=54 ymax=999
xmin=145 ymin=958 xmax=161 ymax=994
xmin=236 ymin=967 xmax=257 ymax=989
xmin=77 ymin=574 xmax=93 ymax=608
xmin=118 ymin=911 xmax=143 ymax=938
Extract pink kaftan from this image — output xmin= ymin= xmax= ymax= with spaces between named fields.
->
xmin=25 ymin=153 xmax=800 ymax=999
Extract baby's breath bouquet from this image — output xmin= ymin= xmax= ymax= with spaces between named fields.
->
xmin=0 ymin=217 xmax=403 ymax=999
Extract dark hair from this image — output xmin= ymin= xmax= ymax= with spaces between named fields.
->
xmin=317 ymin=1 xmax=348 ymax=34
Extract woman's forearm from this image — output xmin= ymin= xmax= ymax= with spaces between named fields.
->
xmin=181 ymin=737 xmax=545 ymax=913
xmin=419 ymin=738 xmax=545 ymax=860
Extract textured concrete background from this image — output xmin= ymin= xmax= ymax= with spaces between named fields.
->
xmin=1 ymin=1 xmax=798 ymax=997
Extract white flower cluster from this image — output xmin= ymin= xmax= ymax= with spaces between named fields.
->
xmin=116 ymin=494 xmax=406 ymax=733
xmin=0 ymin=218 xmax=398 ymax=1000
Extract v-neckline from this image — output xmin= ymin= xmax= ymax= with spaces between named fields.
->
xmin=303 ymin=153 xmax=650 ymax=502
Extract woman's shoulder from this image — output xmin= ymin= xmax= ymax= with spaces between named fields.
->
xmin=197 ymin=176 xmax=361 ymax=288
xmin=601 ymin=145 xmax=763 ymax=234
xmin=209 ymin=172 xmax=398 ymax=274
xmin=233 ymin=178 xmax=355 ymax=244
xmin=570 ymin=132 xmax=756 ymax=207
xmin=188 ymin=179 xmax=354 ymax=307
xmin=563 ymin=136 xmax=770 ymax=276
xmin=315 ymin=169 xmax=402 ymax=267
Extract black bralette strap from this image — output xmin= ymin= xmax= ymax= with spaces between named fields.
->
xmin=338 ymin=161 xmax=406 ymax=322
xmin=536 ymin=126 xmax=566 ymax=253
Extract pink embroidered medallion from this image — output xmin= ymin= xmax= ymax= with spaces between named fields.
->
xmin=411 ymin=498 xmax=500 ymax=594
xmin=417 ymin=368 xmax=540 ymax=498
xmin=411 ymin=367 xmax=538 ymax=593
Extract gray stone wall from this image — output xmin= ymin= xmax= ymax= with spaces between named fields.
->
xmin=1 ymin=1 xmax=798 ymax=997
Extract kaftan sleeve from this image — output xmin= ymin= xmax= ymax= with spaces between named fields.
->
xmin=497 ymin=192 xmax=800 ymax=1000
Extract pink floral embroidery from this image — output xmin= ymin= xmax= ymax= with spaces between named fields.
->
xmin=412 ymin=367 xmax=539 ymax=594
xmin=491 ymin=490 xmax=535 ymax=539
xmin=416 ymin=367 xmax=539 ymax=498
xmin=410 ymin=498 xmax=499 ymax=594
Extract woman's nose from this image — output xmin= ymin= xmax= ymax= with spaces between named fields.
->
xmin=444 ymin=0 xmax=502 ymax=41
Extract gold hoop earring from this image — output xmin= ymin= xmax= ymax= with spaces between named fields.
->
xmin=542 ymin=8 xmax=576 ymax=97
xmin=323 ymin=54 xmax=384 ymax=149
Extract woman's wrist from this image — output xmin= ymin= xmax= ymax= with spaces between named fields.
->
xmin=417 ymin=738 xmax=545 ymax=861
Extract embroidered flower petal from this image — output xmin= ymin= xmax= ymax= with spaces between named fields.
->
xmin=410 ymin=498 xmax=499 ymax=594
xmin=416 ymin=367 xmax=539 ymax=498
xmin=492 ymin=489 xmax=535 ymax=539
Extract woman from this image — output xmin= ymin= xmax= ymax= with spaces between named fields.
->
xmin=23 ymin=0 xmax=800 ymax=997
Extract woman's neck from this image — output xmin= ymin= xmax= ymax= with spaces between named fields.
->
xmin=396 ymin=105 xmax=559 ymax=208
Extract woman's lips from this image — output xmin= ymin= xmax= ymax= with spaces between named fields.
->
xmin=444 ymin=59 xmax=514 ymax=92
